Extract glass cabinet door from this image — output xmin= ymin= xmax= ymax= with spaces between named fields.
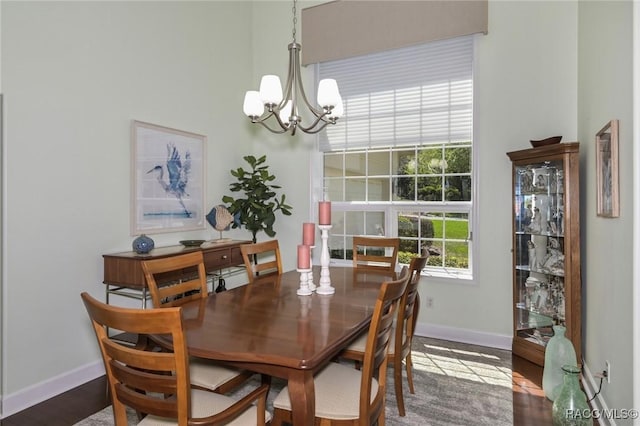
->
xmin=513 ymin=160 xmax=565 ymax=348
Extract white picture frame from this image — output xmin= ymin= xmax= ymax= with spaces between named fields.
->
xmin=131 ymin=120 xmax=206 ymax=235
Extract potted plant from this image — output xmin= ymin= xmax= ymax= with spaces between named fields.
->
xmin=222 ymin=155 xmax=293 ymax=243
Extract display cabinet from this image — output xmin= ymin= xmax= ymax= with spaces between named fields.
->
xmin=507 ymin=142 xmax=581 ymax=366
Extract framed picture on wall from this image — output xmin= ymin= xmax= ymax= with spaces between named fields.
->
xmin=595 ymin=119 xmax=619 ymax=218
xmin=131 ymin=120 xmax=207 ymax=235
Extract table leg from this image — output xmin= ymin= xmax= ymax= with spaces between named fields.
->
xmin=287 ymin=370 xmax=315 ymax=426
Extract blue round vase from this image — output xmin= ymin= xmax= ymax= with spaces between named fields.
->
xmin=132 ymin=234 xmax=155 ymax=254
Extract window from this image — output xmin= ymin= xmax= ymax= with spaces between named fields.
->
xmin=317 ymin=36 xmax=475 ymax=279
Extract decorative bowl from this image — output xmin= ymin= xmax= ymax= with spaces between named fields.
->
xmin=179 ymin=239 xmax=206 ymax=247
xmin=530 ymin=136 xmax=562 ymax=148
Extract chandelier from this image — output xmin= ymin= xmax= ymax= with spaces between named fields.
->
xmin=242 ymin=0 xmax=343 ymax=135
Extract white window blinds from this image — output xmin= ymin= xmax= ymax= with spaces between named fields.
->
xmin=318 ymin=35 xmax=474 ymax=152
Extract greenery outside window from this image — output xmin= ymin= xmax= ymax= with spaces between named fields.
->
xmin=324 ymin=147 xmax=473 ymax=279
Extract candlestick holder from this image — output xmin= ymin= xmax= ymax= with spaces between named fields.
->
xmin=296 ymin=268 xmax=313 ymax=296
xmin=306 ymin=246 xmax=316 ymax=292
xmin=317 ymin=225 xmax=335 ymax=295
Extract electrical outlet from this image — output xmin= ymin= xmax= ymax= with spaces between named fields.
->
xmin=426 ymin=297 xmax=434 ymax=308
xmin=605 ymin=360 xmax=611 ymax=383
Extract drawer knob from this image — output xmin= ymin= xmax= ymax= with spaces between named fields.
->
xmin=222 ymin=255 xmax=228 ymax=259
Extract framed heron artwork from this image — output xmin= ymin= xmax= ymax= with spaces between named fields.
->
xmin=131 ymin=120 xmax=206 ymax=235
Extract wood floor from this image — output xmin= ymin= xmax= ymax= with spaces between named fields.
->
xmin=512 ymin=354 xmax=553 ymax=425
xmin=1 ymin=354 xmax=552 ymax=425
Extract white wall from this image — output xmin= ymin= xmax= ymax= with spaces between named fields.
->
xmin=0 ymin=0 xmax=257 ymax=414
xmin=577 ymin=0 xmax=635 ymax=418
xmin=0 ymin=0 xmax=317 ymax=415
xmin=419 ymin=0 xmax=578 ymax=347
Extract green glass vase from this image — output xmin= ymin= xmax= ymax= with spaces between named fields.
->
xmin=543 ymin=325 xmax=578 ymax=401
xmin=551 ymin=365 xmax=593 ymax=426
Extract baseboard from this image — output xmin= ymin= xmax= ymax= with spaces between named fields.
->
xmin=0 ymin=361 xmax=105 ymax=419
xmin=415 ymin=323 xmax=512 ymax=351
xmin=582 ymin=362 xmax=615 ymax=426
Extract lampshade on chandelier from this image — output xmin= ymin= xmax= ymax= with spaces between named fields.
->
xmin=243 ymin=0 xmax=343 ymax=135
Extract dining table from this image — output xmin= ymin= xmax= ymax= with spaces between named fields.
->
xmin=151 ymin=265 xmax=396 ymax=426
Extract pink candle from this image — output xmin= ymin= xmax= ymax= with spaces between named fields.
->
xmin=303 ymin=222 xmax=315 ymax=246
xmin=319 ymin=201 xmax=331 ymax=225
xmin=297 ymin=244 xmax=311 ymax=269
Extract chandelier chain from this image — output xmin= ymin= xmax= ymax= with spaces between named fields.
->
xmin=292 ymin=0 xmax=297 ymax=43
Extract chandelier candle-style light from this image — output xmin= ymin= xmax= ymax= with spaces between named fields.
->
xmin=243 ymin=0 xmax=343 ymax=135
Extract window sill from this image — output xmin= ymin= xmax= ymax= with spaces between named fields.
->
xmin=331 ymin=260 xmax=474 ymax=283
xmin=418 ymin=269 xmax=473 ymax=282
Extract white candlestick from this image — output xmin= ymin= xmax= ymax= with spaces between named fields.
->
xmin=317 ymin=225 xmax=335 ymax=295
xmin=296 ymin=268 xmax=313 ymax=296
xmin=306 ymin=246 xmax=316 ymax=292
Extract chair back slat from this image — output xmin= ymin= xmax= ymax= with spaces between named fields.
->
xmin=107 ymin=354 xmax=177 ymax=394
xmin=352 ymin=236 xmax=400 ymax=272
xmin=115 ymin=381 xmax=179 ymax=419
xmin=240 ymin=240 xmax=283 ymax=283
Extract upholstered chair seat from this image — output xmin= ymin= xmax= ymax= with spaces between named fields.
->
xmin=138 ymin=388 xmax=271 ymax=426
xmin=272 ymin=362 xmax=380 ymax=421
xmin=188 ymin=359 xmax=247 ymax=391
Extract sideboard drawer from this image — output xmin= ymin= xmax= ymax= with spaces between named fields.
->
xmin=231 ymin=245 xmax=244 ymax=266
xmin=204 ymin=247 xmax=233 ymax=269
xmin=203 ymin=244 xmax=247 ymax=270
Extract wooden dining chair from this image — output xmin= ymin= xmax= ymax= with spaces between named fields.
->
xmin=141 ymin=251 xmax=208 ymax=308
xmin=340 ymin=255 xmax=428 ymax=416
xmin=271 ymin=266 xmax=410 ymax=426
xmin=80 ymin=292 xmax=271 ymax=426
xmin=240 ymin=240 xmax=283 ymax=283
xmin=352 ymin=236 xmax=400 ymax=272
xmin=141 ymin=251 xmax=253 ymax=394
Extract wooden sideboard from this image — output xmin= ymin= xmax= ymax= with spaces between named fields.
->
xmin=103 ymin=239 xmax=251 ymax=308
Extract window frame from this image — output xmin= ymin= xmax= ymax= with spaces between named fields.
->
xmin=312 ymin=36 xmax=479 ymax=282
xmin=322 ymin=147 xmax=475 ymax=282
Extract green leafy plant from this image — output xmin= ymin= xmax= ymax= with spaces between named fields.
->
xmin=222 ymin=155 xmax=293 ymax=243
